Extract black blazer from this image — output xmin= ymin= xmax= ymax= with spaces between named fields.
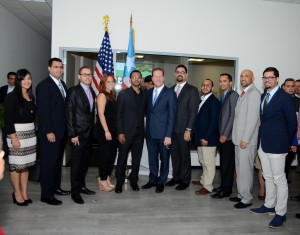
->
xmin=36 ymin=76 xmax=67 ymax=140
xmin=0 ymin=85 xmax=8 ymax=104
xmin=65 ymin=84 xmax=95 ymax=139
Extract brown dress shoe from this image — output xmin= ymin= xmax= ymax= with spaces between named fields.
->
xmin=195 ymin=188 xmax=210 ymax=195
xmin=192 ymin=180 xmax=202 ymax=186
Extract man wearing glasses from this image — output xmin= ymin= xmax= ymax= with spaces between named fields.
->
xmin=250 ymin=67 xmax=296 ymax=228
xmin=115 ymin=70 xmax=147 ymax=193
xmin=65 ymin=66 xmax=96 ymax=204
xmin=231 ymin=69 xmax=260 ymax=209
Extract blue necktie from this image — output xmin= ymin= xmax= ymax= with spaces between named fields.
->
xmin=263 ymin=93 xmax=270 ymax=113
xmin=153 ymin=89 xmax=158 ymax=105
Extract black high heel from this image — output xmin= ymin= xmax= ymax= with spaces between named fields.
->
xmin=12 ymin=193 xmax=28 ymax=206
xmin=25 ymin=198 xmax=33 ymax=203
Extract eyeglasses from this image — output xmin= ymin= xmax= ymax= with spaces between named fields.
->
xmin=201 ymin=84 xmax=212 ymax=87
xmin=52 ymin=66 xmax=63 ymax=69
xmin=131 ymin=76 xmax=142 ymax=79
xmin=80 ymin=73 xmax=92 ymax=78
xmin=262 ymin=76 xmax=276 ymax=81
xmin=175 ymin=71 xmax=186 ymax=75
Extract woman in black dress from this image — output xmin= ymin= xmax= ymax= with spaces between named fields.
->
xmin=95 ymin=74 xmax=118 ymax=192
xmin=4 ymin=69 xmax=36 ymax=206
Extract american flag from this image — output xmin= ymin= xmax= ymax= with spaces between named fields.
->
xmin=92 ymin=31 xmax=114 ymax=96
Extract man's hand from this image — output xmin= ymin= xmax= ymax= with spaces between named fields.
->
xmin=118 ymin=134 xmax=126 ymax=144
xmin=200 ymin=139 xmax=208 ymax=146
xmin=47 ymin=133 xmax=56 ymax=142
xmin=71 ymin=136 xmax=80 ymax=146
xmin=240 ymin=141 xmax=248 ymax=149
xmin=184 ymin=131 xmax=191 ymax=141
xmin=164 ymin=137 xmax=172 ymax=148
xmin=219 ymin=135 xmax=227 ymax=144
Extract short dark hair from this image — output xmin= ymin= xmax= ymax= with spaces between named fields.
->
xmin=7 ymin=71 xmax=16 ymax=79
xmin=175 ymin=64 xmax=187 ymax=73
xmin=79 ymin=66 xmax=92 ymax=75
xmin=130 ymin=70 xmax=142 ymax=78
xmin=48 ymin=57 xmax=63 ymax=67
xmin=144 ymin=75 xmax=153 ymax=83
xmin=203 ymin=79 xmax=214 ymax=87
xmin=220 ymin=73 xmax=232 ymax=82
xmin=263 ymin=67 xmax=279 ymax=78
xmin=152 ymin=67 xmax=164 ymax=76
xmin=283 ymin=78 xmax=295 ymax=86
xmin=295 ymin=79 xmax=300 ymax=83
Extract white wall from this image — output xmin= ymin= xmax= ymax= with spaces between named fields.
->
xmin=52 ymin=0 xmax=300 ymax=93
xmin=0 ymin=4 xmax=51 ymax=91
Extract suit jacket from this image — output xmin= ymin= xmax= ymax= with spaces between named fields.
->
xmin=146 ymin=86 xmax=177 ymax=139
xmin=232 ymin=84 xmax=261 ymax=146
xmin=194 ymin=94 xmax=221 ymax=147
xmin=219 ymin=89 xmax=239 ymax=140
xmin=171 ymin=83 xmax=199 ymax=133
xmin=292 ymin=95 xmax=300 ymax=112
xmin=36 ymin=76 xmax=67 ymax=140
xmin=259 ymin=88 xmax=297 ymax=153
xmin=65 ymin=84 xmax=95 ymax=139
xmin=117 ymin=86 xmax=146 ymax=137
xmin=0 ymin=85 xmax=8 ymax=104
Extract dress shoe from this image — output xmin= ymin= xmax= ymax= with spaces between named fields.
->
xmin=80 ymin=187 xmax=96 ymax=195
xmin=258 ymin=194 xmax=265 ymax=200
xmin=175 ymin=183 xmax=189 ymax=191
xmin=41 ymin=197 xmax=62 ymax=206
xmin=290 ymin=194 xmax=300 ymax=201
xmin=165 ymin=178 xmax=179 ymax=186
xmin=98 ymin=180 xmax=113 ymax=192
xmin=210 ymin=190 xmax=231 ymax=199
xmin=130 ymin=183 xmax=140 ymax=191
xmin=295 ymin=213 xmax=300 ymax=219
xmin=195 ymin=188 xmax=210 ymax=195
xmin=229 ymin=197 xmax=241 ymax=202
xmin=269 ymin=214 xmax=286 ymax=228
xmin=192 ymin=180 xmax=202 ymax=186
xmin=115 ymin=184 xmax=122 ymax=193
xmin=155 ymin=184 xmax=164 ymax=193
xmin=54 ymin=188 xmax=70 ymax=196
xmin=12 ymin=193 xmax=28 ymax=206
xmin=212 ymin=186 xmax=221 ymax=193
xmin=234 ymin=202 xmax=252 ymax=209
xmin=142 ymin=182 xmax=156 ymax=189
xmin=250 ymin=205 xmax=275 ymax=215
xmin=72 ymin=194 xmax=84 ymax=204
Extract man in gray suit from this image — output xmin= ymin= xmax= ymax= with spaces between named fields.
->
xmin=230 ymin=69 xmax=261 ymax=209
xmin=166 ymin=64 xmax=199 ymax=190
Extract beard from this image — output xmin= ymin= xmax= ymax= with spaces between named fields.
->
xmin=176 ymin=76 xmax=183 ymax=82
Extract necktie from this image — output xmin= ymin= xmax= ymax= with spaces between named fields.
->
xmin=176 ymin=85 xmax=181 ymax=97
xmin=221 ymin=93 xmax=226 ymax=104
xmin=86 ymin=88 xmax=93 ymax=111
xmin=241 ymin=90 xmax=245 ymax=97
xmin=263 ymin=93 xmax=270 ymax=113
xmin=58 ymin=81 xmax=65 ymax=100
xmin=153 ymin=89 xmax=158 ymax=105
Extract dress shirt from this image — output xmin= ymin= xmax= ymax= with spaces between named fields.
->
xmin=260 ymin=86 xmax=279 ymax=111
xmin=50 ymin=74 xmax=66 ymax=97
xmin=198 ymin=92 xmax=212 ymax=111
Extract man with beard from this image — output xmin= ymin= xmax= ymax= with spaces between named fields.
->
xmin=165 ymin=64 xmax=199 ymax=190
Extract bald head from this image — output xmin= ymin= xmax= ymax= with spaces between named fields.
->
xmin=240 ymin=69 xmax=254 ymax=88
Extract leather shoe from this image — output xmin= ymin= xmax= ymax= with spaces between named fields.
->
xmin=41 ymin=197 xmax=62 ymax=206
xmin=212 ymin=186 xmax=221 ymax=193
xmin=72 ymin=194 xmax=84 ymax=204
xmin=175 ymin=183 xmax=189 ymax=191
xmin=234 ymin=202 xmax=252 ymax=209
xmin=115 ymin=184 xmax=122 ymax=193
xmin=229 ymin=197 xmax=241 ymax=202
xmin=195 ymin=188 xmax=210 ymax=195
xmin=290 ymin=194 xmax=300 ymax=201
xmin=130 ymin=183 xmax=140 ymax=191
xmin=142 ymin=182 xmax=156 ymax=189
xmin=210 ymin=190 xmax=231 ymax=199
xmin=80 ymin=187 xmax=95 ymax=195
xmin=54 ymin=188 xmax=70 ymax=196
xmin=165 ymin=178 xmax=179 ymax=186
xmin=192 ymin=180 xmax=202 ymax=186
xmin=155 ymin=184 xmax=164 ymax=193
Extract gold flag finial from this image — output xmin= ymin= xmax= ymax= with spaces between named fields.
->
xmin=102 ymin=15 xmax=110 ymax=32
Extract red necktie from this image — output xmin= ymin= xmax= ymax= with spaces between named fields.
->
xmin=241 ymin=90 xmax=245 ymax=97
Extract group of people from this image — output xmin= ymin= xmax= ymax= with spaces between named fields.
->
xmin=1 ymin=58 xmax=299 ymax=229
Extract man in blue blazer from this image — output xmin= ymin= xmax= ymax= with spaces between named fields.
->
xmin=194 ymin=79 xmax=221 ymax=195
xmin=142 ymin=68 xmax=177 ymax=193
xmin=36 ymin=58 xmax=70 ymax=206
xmin=250 ymin=67 xmax=297 ymax=229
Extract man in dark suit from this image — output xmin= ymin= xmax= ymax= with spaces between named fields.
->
xmin=36 ymin=57 xmax=70 ymax=206
xmin=211 ymin=73 xmax=238 ymax=199
xmin=115 ymin=70 xmax=146 ymax=193
xmin=194 ymin=79 xmax=221 ymax=195
xmin=166 ymin=64 xmax=198 ymax=191
xmin=65 ymin=66 xmax=96 ymax=204
xmin=142 ymin=67 xmax=177 ymax=193
xmin=250 ymin=67 xmax=297 ymax=229
xmin=0 ymin=71 xmax=16 ymax=104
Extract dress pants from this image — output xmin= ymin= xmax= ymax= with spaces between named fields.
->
xmin=70 ymin=134 xmax=92 ymax=195
xmin=170 ymin=133 xmax=191 ymax=184
xmin=197 ymin=146 xmax=216 ymax=192
xmin=115 ymin=132 xmax=144 ymax=185
xmin=146 ymin=137 xmax=171 ymax=185
xmin=219 ymin=140 xmax=235 ymax=194
xmin=284 ymin=148 xmax=295 ymax=180
xmin=235 ymin=145 xmax=257 ymax=204
xmin=258 ymin=147 xmax=288 ymax=216
xmin=40 ymin=135 xmax=66 ymax=199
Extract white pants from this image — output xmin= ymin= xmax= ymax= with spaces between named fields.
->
xmin=258 ymin=147 xmax=288 ymax=216
xmin=197 ymin=146 xmax=216 ymax=192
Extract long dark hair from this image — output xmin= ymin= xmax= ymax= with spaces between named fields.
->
xmin=15 ymin=69 xmax=34 ymax=107
xmin=98 ymin=74 xmax=116 ymax=101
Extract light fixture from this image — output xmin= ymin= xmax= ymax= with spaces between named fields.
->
xmin=135 ymin=55 xmax=144 ymax=59
xmin=188 ymin=58 xmax=205 ymax=62
xmin=19 ymin=0 xmax=46 ymax=2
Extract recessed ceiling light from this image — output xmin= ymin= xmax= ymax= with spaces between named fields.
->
xmin=188 ymin=58 xmax=205 ymax=62
xmin=135 ymin=55 xmax=144 ymax=59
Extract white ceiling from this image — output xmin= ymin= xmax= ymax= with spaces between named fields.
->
xmin=0 ymin=0 xmax=299 ymax=42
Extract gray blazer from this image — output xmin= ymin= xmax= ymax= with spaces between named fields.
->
xmin=219 ymin=89 xmax=239 ymax=140
xmin=232 ymin=84 xmax=261 ymax=146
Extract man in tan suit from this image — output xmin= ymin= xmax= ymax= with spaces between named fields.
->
xmin=231 ymin=69 xmax=261 ymax=209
